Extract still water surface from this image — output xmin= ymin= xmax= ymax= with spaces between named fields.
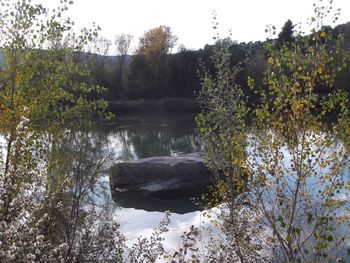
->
xmin=89 ymin=113 xmax=349 ymax=257
xmin=90 ymin=113 xmax=204 ymax=213
xmin=89 ymin=113 xmax=207 ymax=253
xmin=95 ymin=113 xmax=201 ymax=161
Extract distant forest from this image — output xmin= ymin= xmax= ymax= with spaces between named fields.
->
xmin=2 ymin=21 xmax=347 ymax=104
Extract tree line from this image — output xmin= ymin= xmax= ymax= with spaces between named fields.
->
xmin=0 ymin=0 xmax=349 ymax=261
xmin=82 ymin=20 xmax=350 ymax=104
xmin=1 ymin=19 xmax=349 ymax=103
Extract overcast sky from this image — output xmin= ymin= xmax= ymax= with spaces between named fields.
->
xmin=41 ymin=0 xmax=350 ymax=53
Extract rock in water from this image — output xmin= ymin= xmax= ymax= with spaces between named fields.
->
xmin=109 ymin=153 xmax=213 ymax=199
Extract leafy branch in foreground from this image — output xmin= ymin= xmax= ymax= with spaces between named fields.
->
xmin=195 ymin=1 xmax=349 ymax=262
xmin=0 ymin=0 xmax=116 ymax=262
xmin=248 ymin=1 xmax=350 ymax=261
xmin=196 ymin=36 xmax=273 ymax=261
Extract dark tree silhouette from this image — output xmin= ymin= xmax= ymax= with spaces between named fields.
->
xmin=277 ymin=19 xmax=295 ymax=46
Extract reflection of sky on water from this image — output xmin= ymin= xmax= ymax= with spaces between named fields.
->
xmin=116 ymin=208 xmax=215 ymax=260
xmin=88 ymin=116 xmax=349 ymax=217
xmin=247 ymin=130 xmax=350 ymax=200
xmin=91 ymin=174 xmax=219 ymax=260
xmin=2 ymin=113 xmax=348 ymax=257
xmin=246 ymin=129 xmax=350 ymax=258
xmin=86 ymin=114 xmax=207 ymax=253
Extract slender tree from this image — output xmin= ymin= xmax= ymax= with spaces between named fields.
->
xmin=277 ymin=19 xmax=295 ymax=46
xmin=249 ymin=1 xmax=350 ymax=261
xmin=115 ymin=33 xmax=133 ymax=97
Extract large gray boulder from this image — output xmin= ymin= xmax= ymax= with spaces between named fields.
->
xmin=109 ymin=153 xmax=213 ymax=199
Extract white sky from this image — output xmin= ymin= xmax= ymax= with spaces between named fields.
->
xmin=41 ymin=0 xmax=350 ymax=52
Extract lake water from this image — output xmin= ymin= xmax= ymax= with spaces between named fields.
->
xmin=90 ymin=113 xmax=204 ymax=212
xmin=94 ymin=113 xmax=201 ymax=160
xmin=89 ymin=113 xmax=210 ymax=255
xmin=89 ymin=113 xmax=350 ymax=259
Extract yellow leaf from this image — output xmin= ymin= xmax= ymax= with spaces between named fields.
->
xmin=320 ymin=31 xmax=327 ymax=38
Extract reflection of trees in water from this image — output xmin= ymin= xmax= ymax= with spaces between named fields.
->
xmin=116 ymin=130 xmax=135 ymax=161
xmin=87 ymin=114 xmax=202 ymax=160
xmin=83 ymin=128 xmax=135 ymax=161
xmin=58 ymin=130 xmax=112 ymax=195
xmin=42 ymin=129 xmax=118 ymax=258
xmin=128 ymin=129 xmax=172 ymax=158
xmin=125 ymin=123 xmax=201 ymax=159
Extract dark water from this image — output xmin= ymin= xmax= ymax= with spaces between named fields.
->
xmin=90 ymin=114 xmax=349 ymax=214
xmin=95 ymin=113 xmax=202 ymax=161
xmin=89 ymin=113 xmax=203 ymax=213
xmin=85 ymin=114 xmax=350 ymax=257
